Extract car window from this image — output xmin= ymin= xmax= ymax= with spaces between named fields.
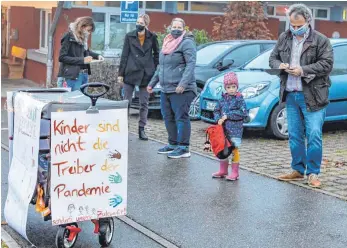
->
xmin=244 ymin=49 xmax=272 ymax=69
xmin=196 ymin=44 xmax=234 ymax=66
xmin=262 ymin=43 xmax=275 ymax=51
xmin=223 ymin=44 xmax=261 ymax=67
xmin=332 ymin=45 xmax=347 ymax=76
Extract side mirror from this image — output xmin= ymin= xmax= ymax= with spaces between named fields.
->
xmin=223 ymin=58 xmax=234 ymax=68
xmin=217 ymin=59 xmax=234 ymax=71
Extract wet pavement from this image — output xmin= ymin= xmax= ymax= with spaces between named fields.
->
xmin=2 ymin=126 xmax=347 ymax=247
xmin=1 ymin=88 xmax=347 ymax=248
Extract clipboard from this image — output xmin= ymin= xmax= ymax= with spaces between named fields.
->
xmin=90 ymin=59 xmax=103 ymax=63
xmin=264 ymin=69 xmax=284 ymax=75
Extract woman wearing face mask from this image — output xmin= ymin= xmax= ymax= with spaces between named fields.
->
xmin=118 ymin=14 xmax=159 ymax=141
xmin=147 ymin=18 xmax=197 ymax=159
xmin=58 ymin=16 xmax=103 ymax=91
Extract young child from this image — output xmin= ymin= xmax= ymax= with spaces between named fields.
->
xmin=212 ymin=72 xmax=248 ymax=180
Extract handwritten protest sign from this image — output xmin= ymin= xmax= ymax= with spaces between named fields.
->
xmin=5 ymin=93 xmax=45 ymax=241
xmin=50 ymin=109 xmax=128 ymax=225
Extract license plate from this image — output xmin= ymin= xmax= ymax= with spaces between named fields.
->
xmin=206 ymin=101 xmax=217 ymax=111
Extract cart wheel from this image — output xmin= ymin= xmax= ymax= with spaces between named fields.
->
xmin=98 ymin=218 xmax=114 ymax=247
xmin=55 ymin=223 xmax=79 ymax=248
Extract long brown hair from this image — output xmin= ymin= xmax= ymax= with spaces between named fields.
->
xmin=72 ymin=16 xmax=95 ymax=43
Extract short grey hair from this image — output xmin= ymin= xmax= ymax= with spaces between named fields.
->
xmin=288 ymin=4 xmax=313 ymax=23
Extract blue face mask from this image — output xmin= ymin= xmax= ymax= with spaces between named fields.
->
xmin=290 ymin=23 xmax=309 ymax=36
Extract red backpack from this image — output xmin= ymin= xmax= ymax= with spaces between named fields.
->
xmin=204 ymin=124 xmax=233 ymax=159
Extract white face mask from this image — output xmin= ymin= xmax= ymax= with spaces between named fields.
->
xmin=83 ymin=30 xmax=90 ymax=36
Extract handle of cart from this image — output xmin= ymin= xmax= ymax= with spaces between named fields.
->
xmin=80 ymin=82 xmax=110 ymax=114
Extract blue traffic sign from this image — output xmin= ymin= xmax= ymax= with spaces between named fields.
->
xmin=121 ymin=1 xmax=139 ymax=12
xmin=120 ymin=1 xmax=139 ymax=23
xmin=120 ymin=12 xmax=138 ymax=23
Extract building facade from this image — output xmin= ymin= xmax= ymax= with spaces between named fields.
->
xmin=1 ymin=1 xmax=347 ymax=85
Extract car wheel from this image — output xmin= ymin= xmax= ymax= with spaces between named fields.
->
xmin=268 ymin=103 xmax=289 ymax=140
xmin=189 ymin=88 xmax=202 ymax=121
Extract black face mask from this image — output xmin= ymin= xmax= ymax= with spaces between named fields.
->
xmin=136 ymin=24 xmax=145 ymax=32
xmin=171 ymin=29 xmax=183 ymax=39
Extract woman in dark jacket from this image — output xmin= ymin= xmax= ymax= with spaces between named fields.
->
xmin=58 ymin=16 xmax=103 ymax=91
xmin=118 ymin=14 xmax=159 ymax=141
xmin=147 ymin=18 xmax=197 ymax=159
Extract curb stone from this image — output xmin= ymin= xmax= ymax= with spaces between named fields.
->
xmin=1 ymin=227 xmax=21 ymax=248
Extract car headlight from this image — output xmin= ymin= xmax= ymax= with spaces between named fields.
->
xmin=248 ymin=107 xmax=260 ymax=122
xmin=241 ymin=82 xmax=270 ymax=99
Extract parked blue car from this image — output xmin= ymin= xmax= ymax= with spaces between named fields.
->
xmin=199 ymin=39 xmax=347 ymax=139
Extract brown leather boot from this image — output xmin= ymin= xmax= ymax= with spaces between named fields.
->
xmin=278 ymin=171 xmax=304 ymax=181
xmin=308 ymin=174 xmax=321 ymax=188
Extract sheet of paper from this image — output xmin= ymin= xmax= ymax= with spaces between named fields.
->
xmin=50 ymin=109 xmax=128 ymax=225
xmin=4 ymin=93 xmax=45 ymax=241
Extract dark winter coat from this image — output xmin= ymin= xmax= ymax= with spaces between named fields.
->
xmin=214 ymin=93 xmax=248 ymax=139
xmin=58 ymin=31 xmax=99 ymax=80
xmin=118 ymin=29 xmax=159 ymax=86
xmin=148 ymin=33 xmax=197 ymax=95
xmin=269 ymin=28 xmax=334 ymax=112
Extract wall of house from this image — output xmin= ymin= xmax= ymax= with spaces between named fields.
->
xmin=8 ymin=6 xmax=45 ymax=83
xmin=25 ymin=60 xmax=47 ymax=86
xmin=267 ymin=18 xmax=281 ymax=39
xmin=52 ymin=7 xmax=92 ymax=82
xmin=1 ymin=1 xmax=57 ymax=8
xmin=148 ymin=12 xmax=282 ymax=40
xmin=147 ymin=12 xmax=220 ymax=36
xmin=315 ymin=20 xmax=347 ymax=38
xmin=9 ymin=6 xmax=40 ymax=51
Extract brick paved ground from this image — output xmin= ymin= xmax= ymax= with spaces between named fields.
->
xmin=129 ymin=110 xmax=347 ymax=200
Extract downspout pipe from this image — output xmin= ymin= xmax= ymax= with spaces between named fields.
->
xmin=46 ymin=1 xmax=64 ymax=88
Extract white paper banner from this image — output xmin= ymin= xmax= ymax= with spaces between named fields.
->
xmin=4 ymin=93 xmax=45 ymax=241
xmin=50 ymin=109 xmax=128 ymax=225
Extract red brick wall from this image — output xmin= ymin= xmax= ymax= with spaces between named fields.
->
xmin=24 ymin=59 xmax=46 ymax=86
xmin=267 ymin=17 xmax=280 ymax=40
xmin=9 ymin=6 xmax=40 ymax=51
xmin=148 ymin=12 xmax=280 ymax=40
xmin=8 ymin=6 xmax=42 ymax=83
xmin=147 ymin=12 xmax=219 ymax=36
xmin=315 ymin=20 xmax=347 ymax=38
xmin=52 ymin=7 xmax=92 ymax=82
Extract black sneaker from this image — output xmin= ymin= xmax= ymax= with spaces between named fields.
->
xmin=158 ymin=145 xmax=176 ymax=154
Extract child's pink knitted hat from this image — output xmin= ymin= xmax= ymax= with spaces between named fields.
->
xmin=223 ymin=72 xmax=239 ymax=89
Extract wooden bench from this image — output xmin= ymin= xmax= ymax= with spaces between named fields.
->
xmin=2 ymin=46 xmax=27 ymax=79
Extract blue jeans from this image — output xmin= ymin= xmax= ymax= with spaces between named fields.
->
xmin=66 ymin=72 xmax=89 ymax=91
xmin=160 ymin=91 xmax=195 ymax=147
xmin=286 ymin=92 xmax=326 ymax=175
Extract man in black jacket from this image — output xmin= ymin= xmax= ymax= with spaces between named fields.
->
xmin=118 ymin=14 xmax=159 ymax=141
xmin=269 ymin=3 xmax=334 ymax=188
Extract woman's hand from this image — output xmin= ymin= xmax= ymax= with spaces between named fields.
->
xmin=84 ymin=56 xmax=93 ymax=64
xmin=147 ymin=86 xmax=153 ymax=93
xmin=117 ymin=76 xmax=124 ymax=85
xmin=175 ymin=86 xmax=185 ymax=94
xmin=218 ymin=119 xmax=225 ymax=125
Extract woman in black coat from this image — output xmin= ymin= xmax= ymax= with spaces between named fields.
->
xmin=118 ymin=14 xmax=159 ymax=141
xmin=58 ymin=16 xmax=103 ymax=91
